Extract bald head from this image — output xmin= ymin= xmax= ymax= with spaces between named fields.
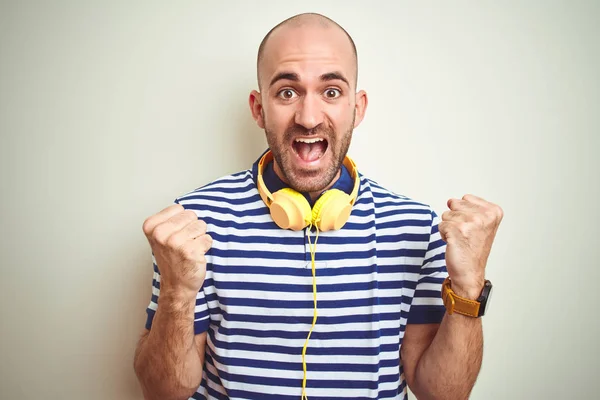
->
xmin=256 ymin=13 xmax=358 ymax=90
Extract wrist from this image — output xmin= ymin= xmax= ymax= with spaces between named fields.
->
xmin=160 ymin=286 xmax=199 ymax=307
xmin=449 ymin=278 xmax=485 ymax=300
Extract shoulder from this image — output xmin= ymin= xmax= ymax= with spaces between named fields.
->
xmin=174 ymin=169 xmax=262 ymax=215
xmin=176 ymin=170 xmax=254 ymax=201
xmin=359 ymin=175 xmax=436 ymax=222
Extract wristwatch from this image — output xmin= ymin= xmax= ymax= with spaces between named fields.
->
xmin=441 ymin=277 xmax=493 ymax=317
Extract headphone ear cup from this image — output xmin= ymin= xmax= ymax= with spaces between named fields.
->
xmin=270 ymin=188 xmax=312 ymax=230
xmin=312 ymin=189 xmax=353 ymax=231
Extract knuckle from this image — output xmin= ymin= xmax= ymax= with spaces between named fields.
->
xmin=484 ymin=205 xmax=503 ymax=223
xmin=458 ymin=222 xmax=469 ymax=235
xmin=152 ymin=224 xmax=169 ymax=245
xmin=187 ymin=221 xmax=204 ymax=236
xmin=181 ymin=242 xmax=196 ymax=259
xmin=183 ymin=210 xmax=198 ymax=221
xmin=166 ymin=233 xmax=183 ymax=250
xmin=142 ymin=217 xmax=154 ymax=236
xmin=438 ymin=221 xmax=449 ymax=234
xmin=168 ymin=204 xmax=184 ymax=212
xmin=202 ymin=234 xmax=213 ymax=249
xmin=438 ymin=222 xmax=450 ymax=240
xmin=484 ymin=210 xmax=496 ymax=223
xmin=471 ymin=214 xmax=484 ymax=226
xmin=190 ymin=221 xmax=207 ymax=237
xmin=182 ymin=241 xmax=203 ymax=261
xmin=496 ymin=205 xmax=504 ymax=220
xmin=196 ymin=219 xmax=207 ymax=231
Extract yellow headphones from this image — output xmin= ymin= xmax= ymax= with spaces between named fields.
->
xmin=256 ymin=150 xmax=360 ymax=231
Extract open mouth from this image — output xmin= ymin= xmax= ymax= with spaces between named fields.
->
xmin=292 ymin=137 xmax=329 ymax=163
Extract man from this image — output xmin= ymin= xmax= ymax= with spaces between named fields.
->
xmin=134 ymin=13 xmax=503 ymax=400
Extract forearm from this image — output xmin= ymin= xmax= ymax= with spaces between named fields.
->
xmin=411 ymin=310 xmax=483 ymax=399
xmin=134 ymin=291 xmax=203 ymax=400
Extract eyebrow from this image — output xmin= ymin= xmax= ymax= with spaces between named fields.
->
xmin=269 ymin=72 xmax=299 ymax=87
xmin=269 ymin=71 xmax=350 ymax=88
xmin=320 ymin=72 xmax=349 ymax=86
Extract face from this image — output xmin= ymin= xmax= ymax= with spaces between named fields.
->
xmin=250 ymin=24 xmax=367 ymax=194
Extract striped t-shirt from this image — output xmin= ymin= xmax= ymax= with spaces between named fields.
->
xmin=145 ymin=156 xmax=448 ymax=400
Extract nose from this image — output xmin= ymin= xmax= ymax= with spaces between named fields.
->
xmin=294 ymin=93 xmax=324 ymax=130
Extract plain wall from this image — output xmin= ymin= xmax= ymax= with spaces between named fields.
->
xmin=1 ymin=1 xmax=599 ymax=399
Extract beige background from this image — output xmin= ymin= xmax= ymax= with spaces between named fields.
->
xmin=1 ymin=1 xmax=599 ymax=399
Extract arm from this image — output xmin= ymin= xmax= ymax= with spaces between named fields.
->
xmin=133 ymin=204 xmax=213 ymax=400
xmin=402 ymin=195 xmax=502 ymax=399
xmin=134 ymin=297 xmax=207 ymax=400
xmin=402 ymin=311 xmax=482 ymax=400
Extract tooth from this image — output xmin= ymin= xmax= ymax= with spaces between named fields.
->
xmin=295 ymin=138 xmax=324 ymax=143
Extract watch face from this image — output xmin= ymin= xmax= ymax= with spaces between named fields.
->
xmin=484 ymin=284 xmax=493 ymax=314
xmin=478 ymin=281 xmax=493 ymax=316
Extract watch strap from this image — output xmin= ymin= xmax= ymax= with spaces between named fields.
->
xmin=441 ymin=277 xmax=481 ymax=317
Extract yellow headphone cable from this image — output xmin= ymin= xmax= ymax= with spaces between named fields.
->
xmin=301 ymin=224 xmax=320 ymax=400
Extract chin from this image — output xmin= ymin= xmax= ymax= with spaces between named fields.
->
xmin=288 ymin=169 xmax=335 ymax=194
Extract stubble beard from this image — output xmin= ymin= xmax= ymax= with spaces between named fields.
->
xmin=263 ymin=113 xmax=355 ymax=194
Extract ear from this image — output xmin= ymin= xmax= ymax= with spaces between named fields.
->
xmin=353 ymin=90 xmax=368 ymax=129
xmin=249 ymin=90 xmax=265 ymax=129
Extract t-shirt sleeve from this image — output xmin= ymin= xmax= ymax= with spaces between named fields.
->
xmin=145 ymin=253 xmax=210 ymax=335
xmin=406 ymin=209 xmax=449 ymax=324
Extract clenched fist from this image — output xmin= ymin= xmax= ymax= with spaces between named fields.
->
xmin=439 ymin=194 xmax=503 ymax=299
xmin=142 ymin=204 xmax=212 ymax=299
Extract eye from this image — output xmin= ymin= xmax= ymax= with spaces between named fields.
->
xmin=277 ymin=89 xmax=297 ymax=100
xmin=324 ymin=88 xmax=342 ymax=99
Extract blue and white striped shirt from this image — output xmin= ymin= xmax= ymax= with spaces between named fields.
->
xmin=146 ymin=155 xmax=448 ymax=400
